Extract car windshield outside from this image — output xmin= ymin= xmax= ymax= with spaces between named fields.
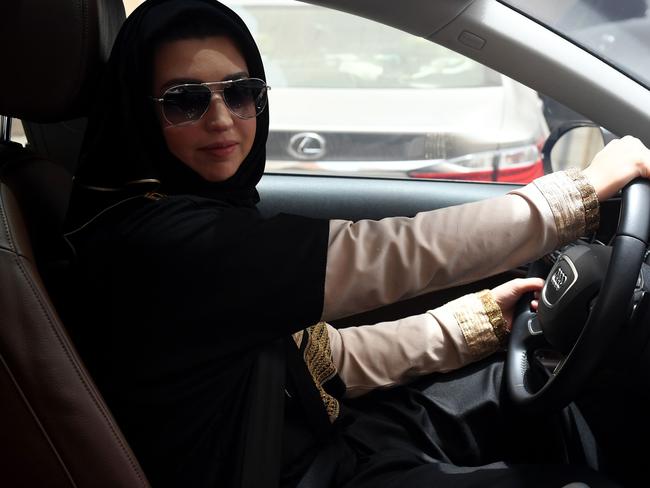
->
xmin=503 ymin=0 xmax=650 ymax=90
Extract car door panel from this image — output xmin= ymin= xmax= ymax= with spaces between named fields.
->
xmin=258 ymin=173 xmax=524 ymax=324
xmin=258 ymin=173 xmax=515 ymax=220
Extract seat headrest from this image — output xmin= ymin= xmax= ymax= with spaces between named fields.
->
xmin=0 ymin=0 xmax=125 ymax=122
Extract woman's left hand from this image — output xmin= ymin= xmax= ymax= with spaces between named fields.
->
xmin=491 ymin=277 xmax=544 ymax=331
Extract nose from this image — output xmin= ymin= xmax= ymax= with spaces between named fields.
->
xmin=204 ymin=93 xmax=234 ymax=131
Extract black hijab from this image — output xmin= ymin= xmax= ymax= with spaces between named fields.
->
xmin=68 ymin=0 xmax=269 ymax=228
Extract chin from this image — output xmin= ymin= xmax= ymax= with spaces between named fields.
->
xmin=201 ymin=167 xmax=240 ymax=183
xmin=190 ymin=157 xmax=242 ymax=183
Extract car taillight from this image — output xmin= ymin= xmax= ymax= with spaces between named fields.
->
xmin=408 ymin=144 xmax=543 ymax=183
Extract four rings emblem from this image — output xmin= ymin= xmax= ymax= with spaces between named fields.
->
xmin=551 ymin=267 xmax=568 ymax=291
xmin=288 ymin=132 xmax=326 ymax=160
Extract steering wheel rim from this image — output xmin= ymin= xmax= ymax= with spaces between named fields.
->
xmin=506 ymin=178 xmax=650 ymax=413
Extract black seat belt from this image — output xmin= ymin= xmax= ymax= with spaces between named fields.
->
xmin=238 ymin=336 xmax=339 ymax=488
xmin=285 ymin=339 xmax=339 ymax=488
xmin=238 ymin=339 xmax=287 ymax=488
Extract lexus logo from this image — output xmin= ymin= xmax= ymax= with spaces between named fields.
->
xmin=288 ymin=132 xmax=326 ymax=160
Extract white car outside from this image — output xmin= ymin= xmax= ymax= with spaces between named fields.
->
xmin=224 ymin=0 xmax=549 ymax=183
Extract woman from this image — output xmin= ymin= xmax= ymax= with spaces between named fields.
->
xmin=64 ymin=0 xmax=650 ymax=486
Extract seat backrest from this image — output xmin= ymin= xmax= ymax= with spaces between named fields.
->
xmin=0 ymin=0 xmax=125 ymax=123
xmin=0 ymin=0 xmax=151 ymax=486
xmin=0 ymin=183 xmax=149 ymax=487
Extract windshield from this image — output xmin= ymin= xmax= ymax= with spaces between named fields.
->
xmin=501 ymin=0 xmax=650 ymax=89
xmin=225 ymin=3 xmax=501 ymax=89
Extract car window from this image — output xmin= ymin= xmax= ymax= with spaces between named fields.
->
xmin=124 ymin=0 xmax=598 ymax=184
xmin=236 ymin=6 xmax=501 ymax=90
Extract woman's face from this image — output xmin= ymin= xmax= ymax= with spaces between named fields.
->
xmin=152 ymin=36 xmax=257 ymax=182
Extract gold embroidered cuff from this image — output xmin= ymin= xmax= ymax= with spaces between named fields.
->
xmin=297 ymin=322 xmax=340 ymax=422
xmin=449 ymin=293 xmax=502 ymax=360
xmin=566 ymin=168 xmax=600 ymax=235
xmin=533 ymin=170 xmax=599 ymax=244
xmin=477 ymin=290 xmax=509 ymax=348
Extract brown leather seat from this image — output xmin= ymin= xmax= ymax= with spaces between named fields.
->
xmin=0 ymin=0 xmax=151 ymax=486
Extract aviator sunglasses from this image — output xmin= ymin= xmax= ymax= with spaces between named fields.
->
xmin=151 ymin=77 xmax=269 ymax=127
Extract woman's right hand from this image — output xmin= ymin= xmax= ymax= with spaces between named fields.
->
xmin=582 ymin=135 xmax=650 ymax=201
xmin=491 ymin=277 xmax=545 ymax=332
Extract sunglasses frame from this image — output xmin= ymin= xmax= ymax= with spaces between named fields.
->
xmin=151 ymin=77 xmax=269 ymax=127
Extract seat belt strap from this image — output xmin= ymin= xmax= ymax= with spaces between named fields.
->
xmin=238 ymin=339 xmax=287 ymax=488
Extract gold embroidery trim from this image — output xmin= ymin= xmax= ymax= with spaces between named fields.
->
xmin=533 ymin=170 xmax=600 ymax=244
xmin=533 ymin=171 xmax=584 ymax=243
xmin=566 ymin=168 xmax=600 ymax=235
xmin=477 ymin=290 xmax=508 ymax=348
xmin=451 ymin=293 xmax=501 ymax=360
xmin=300 ymin=322 xmax=340 ymax=422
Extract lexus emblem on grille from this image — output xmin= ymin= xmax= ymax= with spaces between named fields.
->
xmin=288 ymin=132 xmax=326 ymax=160
xmin=551 ymin=267 xmax=568 ymax=291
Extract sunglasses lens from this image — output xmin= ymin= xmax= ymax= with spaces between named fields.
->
xmin=223 ymin=79 xmax=267 ymax=118
xmin=162 ymin=85 xmax=211 ymax=125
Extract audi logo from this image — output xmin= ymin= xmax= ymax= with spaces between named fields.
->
xmin=551 ymin=268 xmax=568 ymax=291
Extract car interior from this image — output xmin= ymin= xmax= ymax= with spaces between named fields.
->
xmin=0 ymin=1 xmax=153 ymax=486
xmin=2 ymin=0 xmax=650 ymax=487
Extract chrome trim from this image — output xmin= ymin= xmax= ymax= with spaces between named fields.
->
xmin=287 ymin=132 xmax=327 ymax=160
xmin=541 ymin=256 xmax=579 ymax=309
xmin=527 ymin=316 xmax=543 ymax=336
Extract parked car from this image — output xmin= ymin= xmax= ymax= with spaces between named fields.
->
xmin=2 ymin=0 xmax=650 ymax=487
xmin=223 ymin=0 xmax=549 ymax=183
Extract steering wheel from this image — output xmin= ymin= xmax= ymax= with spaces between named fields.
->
xmin=505 ymin=178 xmax=650 ymax=413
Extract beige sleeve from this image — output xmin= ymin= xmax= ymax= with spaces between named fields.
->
xmin=328 ymin=290 xmax=507 ymax=398
xmin=322 ymin=170 xmax=598 ymax=321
